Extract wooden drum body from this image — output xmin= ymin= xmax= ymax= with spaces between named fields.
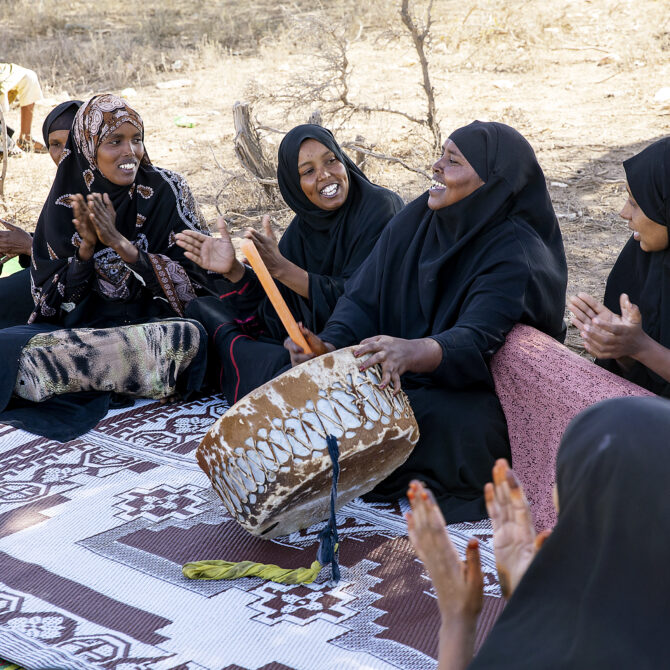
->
xmin=197 ymin=347 xmax=419 ymax=539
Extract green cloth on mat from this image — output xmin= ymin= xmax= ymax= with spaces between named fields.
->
xmin=1 ymin=256 xmax=22 ymax=276
xmin=0 ymin=659 xmax=25 ymax=670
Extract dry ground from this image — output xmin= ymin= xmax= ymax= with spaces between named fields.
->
xmin=2 ymin=0 xmax=669 ymax=352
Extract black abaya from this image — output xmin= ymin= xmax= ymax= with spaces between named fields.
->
xmin=470 ymin=396 xmax=670 ymax=669
xmin=320 ymin=121 xmax=568 ymax=521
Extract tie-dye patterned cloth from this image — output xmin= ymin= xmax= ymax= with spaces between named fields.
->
xmin=15 ymin=320 xmax=202 ymax=402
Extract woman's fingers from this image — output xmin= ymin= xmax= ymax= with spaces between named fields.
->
xmin=506 ymin=469 xmax=534 ymax=532
xmin=175 ymin=233 xmax=203 ymax=254
xmin=283 ymin=336 xmax=304 ymax=355
xmin=358 ymin=350 xmax=386 ymax=372
xmin=464 ymin=538 xmax=484 ymax=611
xmin=0 ymin=217 xmax=19 ymax=231
xmin=576 ymin=292 xmax=604 ymax=316
xmin=261 ymin=214 xmax=275 ymax=240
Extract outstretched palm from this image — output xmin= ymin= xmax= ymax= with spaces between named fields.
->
xmin=485 ymin=459 xmax=546 ymax=599
xmin=176 ymin=217 xmax=236 ymax=275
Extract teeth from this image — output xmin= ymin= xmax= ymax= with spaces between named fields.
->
xmin=119 ymin=163 xmax=135 ymax=170
xmin=430 ymin=179 xmax=446 ymax=190
xmin=320 ymin=183 xmax=338 ymax=197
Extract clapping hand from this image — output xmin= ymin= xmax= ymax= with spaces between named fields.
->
xmin=485 ymin=459 xmax=550 ymax=599
xmin=176 ymin=216 xmax=241 ymax=277
xmin=244 ymin=215 xmax=287 ymax=278
xmin=569 ymin=292 xmax=646 ymax=361
xmin=71 ymin=194 xmax=98 ymax=260
xmin=406 ymin=480 xmax=483 ymax=669
xmin=0 ymin=217 xmax=32 ymax=261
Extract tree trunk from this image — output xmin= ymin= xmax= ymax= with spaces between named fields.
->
xmin=232 ymin=101 xmax=276 ymax=199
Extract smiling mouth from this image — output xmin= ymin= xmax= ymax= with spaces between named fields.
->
xmin=429 ymin=179 xmax=446 ymax=191
xmin=320 ymin=183 xmax=339 ymax=197
xmin=118 ymin=162 xmax=137 ymax=171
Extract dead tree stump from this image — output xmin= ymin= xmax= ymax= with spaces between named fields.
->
xmin=232 ymin=101 xmax=276 ymax=200
xmin=308 ymin=109 xmax=323 ymax=126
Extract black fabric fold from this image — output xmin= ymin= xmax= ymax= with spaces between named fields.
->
xmin=470 ymin=396 xmax=670 ymax=669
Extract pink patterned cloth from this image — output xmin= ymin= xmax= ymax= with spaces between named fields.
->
xmin=491 ymin=324 xmax=653 ymax=531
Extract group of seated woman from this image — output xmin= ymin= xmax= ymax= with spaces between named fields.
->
xmin=0 ymin=91 xmax=668 ymax=663
xmin=1 ymin=92 xmax=669 ymax=503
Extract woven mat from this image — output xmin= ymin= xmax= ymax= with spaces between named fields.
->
xmin=0 ymin=395 xmax=503 ymax=670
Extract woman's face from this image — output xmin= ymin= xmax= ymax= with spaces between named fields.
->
xmin=297 ymin=139 xmax=349 ymax=211
xmin=428 ymin=139 xmax=484 ymax=210
xmin=48 ymin=129 xmax=69 ymax=165
xmin=620 ymin=185 xmax=668 ymax=252
xmin=95 ymin=122 xmax=145 ymax=186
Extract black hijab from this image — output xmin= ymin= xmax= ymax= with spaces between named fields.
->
xmin=320 ymin=121 xmax=567 ymax=389
xmin=601 ymin=137 xmax=670 ymax=395
xmin=30 ymin=94 xmax=213 ymax=325
xmin=41 ymin=100 xmax=83 ymax=147
xmin=257 ymin=124 xmax=403 ymax=336
xmin=470 ymin=395 xmax=670 ymax=669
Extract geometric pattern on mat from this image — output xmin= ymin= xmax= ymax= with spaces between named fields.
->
xmin=0 ymin=395 xmax=503 ymax=670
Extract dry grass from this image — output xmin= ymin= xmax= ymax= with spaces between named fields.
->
xmin=2 ymin=0 xmax=670 ymax=353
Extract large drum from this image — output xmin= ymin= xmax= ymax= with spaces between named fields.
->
xmin=197 ymin=346 xmax=419 ymax=539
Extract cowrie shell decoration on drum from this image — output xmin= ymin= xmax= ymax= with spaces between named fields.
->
xmin=197 ymin=346 xmax=420 ymax=539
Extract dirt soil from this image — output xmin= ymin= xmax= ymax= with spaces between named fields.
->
xmin=2 ymin=0 xmax=669 ymax=353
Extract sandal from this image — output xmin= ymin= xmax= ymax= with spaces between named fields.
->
xmin=15 ymin=136 xmax=48 ymax=154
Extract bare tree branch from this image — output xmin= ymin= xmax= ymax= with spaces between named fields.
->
xmin=400 ymin=0 xmax=441 ymax=149
xmin=341 ymin=142 xmax=430 ymax=178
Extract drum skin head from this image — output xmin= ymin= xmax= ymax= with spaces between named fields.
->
xmin=197 ymin=347 xmax=420 ymax=539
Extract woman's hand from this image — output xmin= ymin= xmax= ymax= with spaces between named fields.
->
xmin=568 ymin=292 xmax=615 ymax=333
xmin=406 ymin=480 xmax=482 ymax=669
xmin=0 ymin=218 xmax=33 ymax=257
xmin=87 ymin=193 xmax=138 ymax=264
xmin=71 ymin=194 xmax=98 ymax=261
xmin=283 ymin=323 xmax=334 ymax=366
xmin=485 ymin=459 xmax=550 ymax=600
xmin=354 ymin=336 xmax=442 ymax=394
xmin=245 ymin=215 xmax=286 ymax=278
xmin=581 ymin=293 xmax=647 ymax=360
xmin=246 ymin=215 xmax=309 ymax=297
xmin=176 ymin=216 xmax=244 ymax=280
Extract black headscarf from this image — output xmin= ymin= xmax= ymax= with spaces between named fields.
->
xmin=258 ymin=124 xmax=403 ymax=336
xmin=30 ymin=93 xmax=213 ymax=325
xmin=470 ymin=395 xmax=670 ymax=669
xmin=600 ymin=138 xmax=670 ymax=395
xmin=41 ymin=100 xmax=83 ymax=147
xmin=320 ymin=121 xmax=567 ymax=389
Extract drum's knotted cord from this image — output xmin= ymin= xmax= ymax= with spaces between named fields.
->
xmin=182 ymin=435 xmax=342 ymax=585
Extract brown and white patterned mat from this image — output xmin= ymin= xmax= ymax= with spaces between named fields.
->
xmin=0 ymin=396 xmax=503 ymax=670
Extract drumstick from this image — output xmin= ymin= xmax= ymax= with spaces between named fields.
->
xmin=240 ymin=238 xmax=313 ymax=354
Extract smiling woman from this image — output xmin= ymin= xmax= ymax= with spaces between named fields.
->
xmin=177 ymin=123 xmax=404 ymax=404
xmin=0 ymin=94 xmax=218 ymax=441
